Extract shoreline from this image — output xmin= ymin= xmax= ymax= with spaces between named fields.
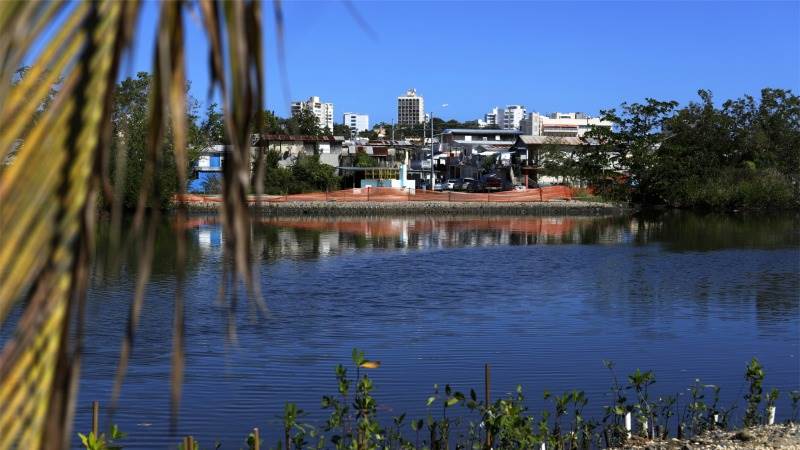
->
xmin=618 ymin=423 xmax=800 ymax=449
xmin=178 ymin=200 xmax=633 ymax=216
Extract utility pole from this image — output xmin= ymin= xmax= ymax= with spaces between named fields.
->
xmin=430 ymin=112 xmax=434 ymax=187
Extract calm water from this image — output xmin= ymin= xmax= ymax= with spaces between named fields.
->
xmin=10 ymin=212 xmax=800 ymax=448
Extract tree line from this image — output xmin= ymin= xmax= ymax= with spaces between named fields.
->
xmin=543 ymin=88 xmax=799 ymax=209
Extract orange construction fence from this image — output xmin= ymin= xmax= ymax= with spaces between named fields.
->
xmin=176 ymin=185 xmax=574 ymax=205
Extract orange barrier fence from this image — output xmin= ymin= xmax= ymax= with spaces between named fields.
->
xmin=176 ymin=185 xmax=574 ymax=205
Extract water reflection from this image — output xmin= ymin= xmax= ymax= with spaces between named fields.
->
xmin=172 ymin=212 xmax=800 ymax=262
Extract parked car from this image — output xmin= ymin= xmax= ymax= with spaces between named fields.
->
xmin=444 ymin=178 xmax=458 ymax=190
xmin=467 ymin=179 xmax=485 ymax=192
xmin=459 ymin=177 xmax=475 ymax=191
xmin=513 ymin=184 xmax=527 ymax=191
xmin=484 ymin=176 xmax=503 ymax=192
xmin=433 ymin=181 xmax=444 ymax=191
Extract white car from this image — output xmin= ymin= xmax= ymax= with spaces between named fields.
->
xmin=444 ymin=179 xmax=458 ymax=190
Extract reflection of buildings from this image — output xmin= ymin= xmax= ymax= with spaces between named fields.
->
xmin=185 ymin=216 xmax=637 ymax=260
xmin=197 ymin=225 xmax=222 ymax=249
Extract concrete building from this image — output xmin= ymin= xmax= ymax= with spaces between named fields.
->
xmin=480 ymin=107 xmax=500 ymax=128
xmin=254 ymin=134 xmax=345 ymax=168
xmin=291 ymin=96 xmax=334 ymax=132
xmin=440 ymin=128 xmax=522 ymax=157
xmin=342 ymin=112 xmax=369 ymax=138
xmin=397 ymin=89 xmax=425 ymax=125
xmin=479 ymin=105 xmax=527 ymax=129
xmin=501 ymin=105 xmax=527 ymax=130
xmin=520 ymin=112 xmax=612 ymax=137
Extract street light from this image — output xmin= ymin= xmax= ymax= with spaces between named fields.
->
xmin=429 ymin=104 xmax=448 ymax=188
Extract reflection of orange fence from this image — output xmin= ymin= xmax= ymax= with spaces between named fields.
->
xmin=265 ymin=217 xmax=581 ymax=238
xmin=179 ymin=215 xmax=585 ymax=239
xmin=177 ymin=186 xmax=573 ymax=205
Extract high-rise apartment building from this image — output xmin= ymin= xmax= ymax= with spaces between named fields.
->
xmin=397 ymin=89 xmax=425 ymax=125
xmin=480 ymin=107 xmax=500 ymax=127
xmin=479 ymin=105 xmax=526 ymax=129
xmin=342 ymin=112 xmax=369 ymax=138
xmin=501 ymin=105 xmax=527 ymax=130
xmin=291 ymin=96 xmax=334 ymax=132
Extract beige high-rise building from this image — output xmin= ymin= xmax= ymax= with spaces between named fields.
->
xmin=397 ymin=89 xmax=425 ymax=125
xmin=291 ymin=96 xmax=334 ymax=132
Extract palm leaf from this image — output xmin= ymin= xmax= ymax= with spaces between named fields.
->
xmin=0 ymin=1 xmax=266 ymax=448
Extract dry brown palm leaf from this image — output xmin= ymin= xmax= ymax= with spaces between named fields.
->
xmin=0 ymin=0 xmax=267 ymax=448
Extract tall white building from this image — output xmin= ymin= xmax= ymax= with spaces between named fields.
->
xmin=481 ymin=107 xmax=500 ymax=127
xmin=501 ymin=105 xmax=527 ymax=130
xmin=479 ymin=105 xmax=526 ymax=129
xmin=397 ymin=89 xmax=425 ymax=125
xmin=342 ymin=112 xmax=369 ymax=138
xmin=521 ymin=112 xmax=613 ymax=137
xmin=291 ymin=96 xmax=334 ymax=132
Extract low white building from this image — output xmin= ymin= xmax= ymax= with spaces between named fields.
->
xmin=291 ymin=96 xmax=334 ymax=132
xmin=342 ymin=112 xmax=369 ymax=138
xmin=520 ymin=112 xmax=612 ymax=137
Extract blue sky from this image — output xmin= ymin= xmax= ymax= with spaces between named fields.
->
xmin=123 ymin=0 xmax=799 ymax=124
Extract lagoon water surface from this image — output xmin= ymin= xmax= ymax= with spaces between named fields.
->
xmin=46 ymin=213 xmax=800 ymax=448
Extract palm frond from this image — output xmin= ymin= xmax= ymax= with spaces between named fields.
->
xmin=0 ymin=1 xmax=266 ymax=448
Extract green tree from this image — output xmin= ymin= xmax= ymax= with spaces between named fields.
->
xmin=579 ymin=89 xmax=798 ymax=208
xmin=110 ymin=72 xmax=209 ymax=209
xmin=354 ymin=152 xmax=375 ymax=168
xmin=259 ymin=109 xmax=283 ymax=134
xmin=333 ymin=122 xmax=352 ymax=138
xmin=287 ymin=109 xmax=322 ymax=135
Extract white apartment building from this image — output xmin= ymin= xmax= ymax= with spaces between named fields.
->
xmin=397 ymin=89 xmax=425 ymax=125
xmin=479 ymin=105 xmax=527 ymax=129
xmin=501 ymin=105 xmax=527 ymax=130
xmin=291 ymin=96 xmax=334 ymax=132
xmin=342 ymin=112 xmax=369 ymax=138
xmin=480 ymin=107 xmax=500 ymax=127
xmin=520 ymin=112 xmax=613 ymax=137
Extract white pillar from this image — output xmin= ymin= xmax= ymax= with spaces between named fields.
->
xmin=768 ymin=406 xmax=776 ymax=425
xmin=625 ymin=412 xmax=632 ymax=438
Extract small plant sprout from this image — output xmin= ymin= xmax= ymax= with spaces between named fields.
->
xmin=78 ymin=424 xmax=126 ymax=450
xmin=744 ymin=357 xmax=765 ymax=427
xmin=765 ymin=388 xmax=779 ymax=425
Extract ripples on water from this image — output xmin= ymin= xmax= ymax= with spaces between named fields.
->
xmin=3 ymin=212 xmax=799 ymax=449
